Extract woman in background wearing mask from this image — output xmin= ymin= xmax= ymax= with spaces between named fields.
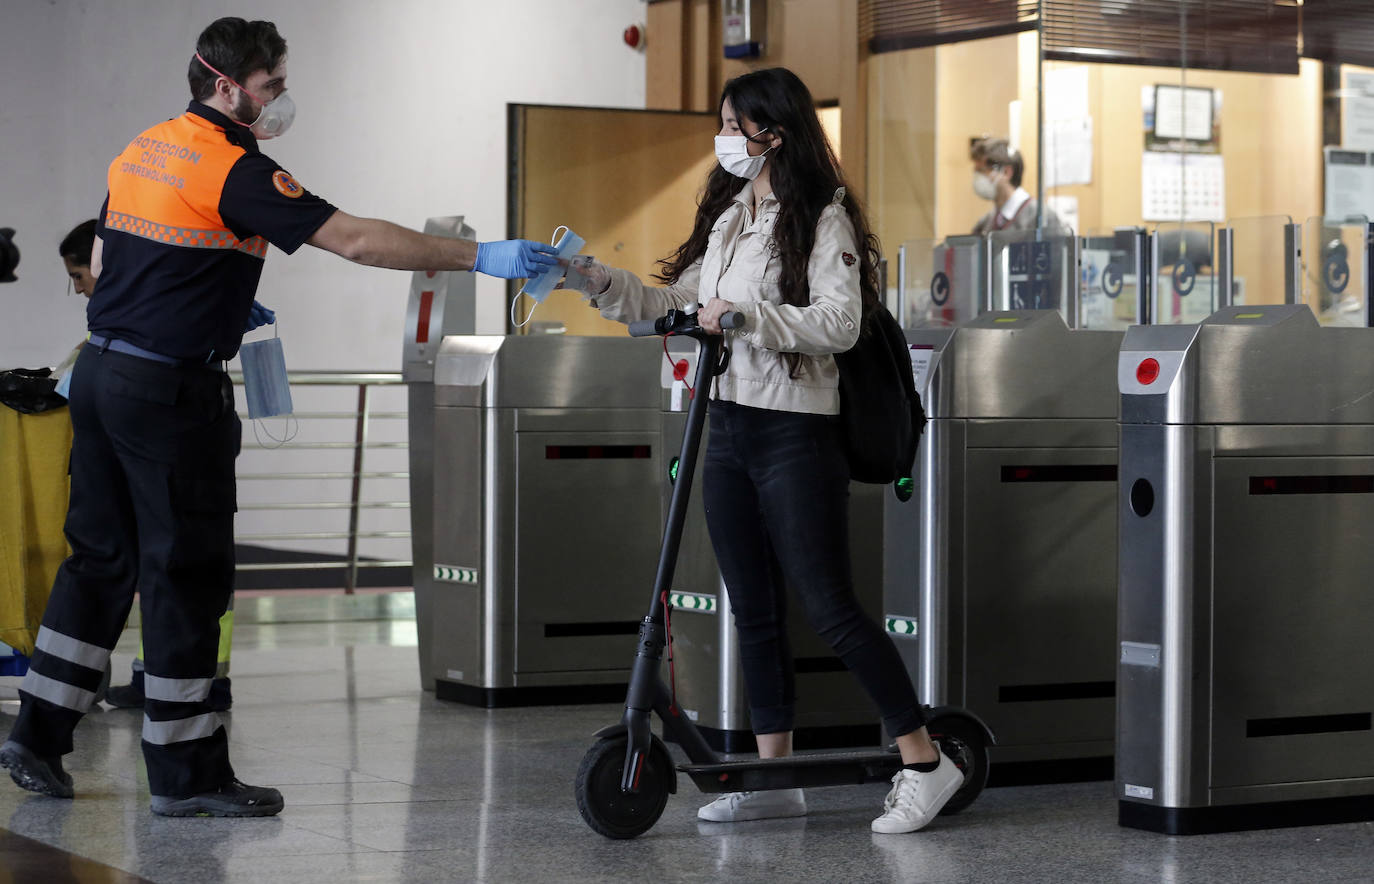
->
xmin=568 ymin=67 xmax=964 ymax=835
xmin=969 ymin=136 xmax=1063 ymax=235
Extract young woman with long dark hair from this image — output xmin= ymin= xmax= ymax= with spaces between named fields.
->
xmin=571 ymin=67 xmax=963 ymax=834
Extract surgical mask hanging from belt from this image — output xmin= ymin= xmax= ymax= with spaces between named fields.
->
xmin=239 ymin=321 xmax=297 ymax=448
xmin=511 ymin=226 xmax=585 ymax=328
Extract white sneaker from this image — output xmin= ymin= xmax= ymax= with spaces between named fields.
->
xmin=871 ymin=754 xmax=964 ymax=834
xmin=697 ymin=788 xmax=807 ymax=822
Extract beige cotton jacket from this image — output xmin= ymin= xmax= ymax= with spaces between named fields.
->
xmin=593 ymin=182 xmax=862 ymax=415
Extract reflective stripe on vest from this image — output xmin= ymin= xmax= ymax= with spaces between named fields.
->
xmin=35 ymin=626 xmax=110 ymax=671
xmin=142 ymin=712 xmax=223 ymax=746
xmin=21 ymin=670 xmax=97 ymax=712
xmin=143 ymin=675 xmax=213 ymax=703
xmin=104 ymin=210 xmax=268 ymax=258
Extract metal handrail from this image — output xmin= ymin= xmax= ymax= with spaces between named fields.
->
xmin=229 ymin=370 xmax=410 ymax=593
xmin=237 ymin=471 xmax=408 ymax=480
xmin=240 ymin=441 xmax=409 ymax=450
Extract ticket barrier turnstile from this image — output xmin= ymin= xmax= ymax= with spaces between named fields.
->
xmin=657 ymin=339 xmax=888 ymax=752
xmin=403 ymin=216 xmax=478 ymax=691
xmin=1117 ymin=305 xmax=1374 ymax=834
xmin=886 ymin=309 xmax=1124 ymax=779
xmin=425 ymin=335 xmax=666 ymax=705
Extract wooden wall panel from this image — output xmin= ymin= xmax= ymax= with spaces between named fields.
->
xmin=513 ymin=106 xmax=717 ymax=336
xmin=867 ymin=46 xmax=938 ymax=251
xmin=646 ymin=1 xmax=688 ymax=110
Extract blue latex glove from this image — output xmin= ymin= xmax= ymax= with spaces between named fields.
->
xmin=244 ymin=300 xmax=276 ymax=332
xmin=473 ymin=240 xmax=559 ymax=280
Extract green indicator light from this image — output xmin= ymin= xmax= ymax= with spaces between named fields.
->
xmin=994 ymin=317 xmax=1020 ymax=323
xmin=1235 ymin=312 xmax=1264 ymax=319
xmin=894 ymin=476 xmax=914 ymax=502
xmin=668 ymin=456 xmax=680 ymax=484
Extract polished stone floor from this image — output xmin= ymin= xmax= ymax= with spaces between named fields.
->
xmin=1 ymin=610 xmax=1372 ymax=883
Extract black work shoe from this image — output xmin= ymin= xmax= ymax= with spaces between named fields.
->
xmin=0 ymin=740 xmax=75 ymax=799
xmin=150 ymin=779 xmax=284 ymax=817
xmin=103 ymin=682 xmax=145 ymax=709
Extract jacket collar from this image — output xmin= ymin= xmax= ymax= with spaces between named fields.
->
xmin=731 ymin=181 xmax=847 ymax=209
xmin=185 ymin=101 xmax=259 ymax=152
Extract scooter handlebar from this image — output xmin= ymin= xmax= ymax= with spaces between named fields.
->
xmin=628 ymin=319 xmax=661 ymax=337
xmin=626 ymin=310 xmax=746 ymax=337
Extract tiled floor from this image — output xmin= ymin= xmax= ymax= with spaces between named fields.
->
xmin=1 ymin=612 xmax=1372 ymax=883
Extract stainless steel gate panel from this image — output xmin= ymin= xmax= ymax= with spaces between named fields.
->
xmin=403 ymin=216 xmax=477 ymax=690
xmin=962 ymin=442 xmax=1118 ymax=761
xmin=1117 ymin=304 xmax=1374 ymax=833
xmin=898 ymin=311 xmax=1126 ymax=773
xmin=1211 ymin=454 xmax=1374 ymax=790
xmin=514 ymin=421 xmax=661 ymax=674
xmin=427 ymin=335 xmax=664 ymax=705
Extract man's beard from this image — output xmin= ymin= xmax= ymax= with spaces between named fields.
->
xmin=233 ymin=91 xmax=259 ymax=128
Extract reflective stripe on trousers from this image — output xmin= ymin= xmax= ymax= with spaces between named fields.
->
xmin=20 ymin=671 xmax=97 ymax=712
xmin=142 ymin=712 xmax=223 ymax=745
xmin=36 ymin=625 xmax=111 ymax=671
xmin=143 ymin=675 xmax=214 ymax=703
xmin=20 ymin=626 xmax=113 ymax=712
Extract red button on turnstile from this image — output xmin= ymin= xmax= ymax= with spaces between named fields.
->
xmin=1136 ymin=358 xmax=1160 ymax=385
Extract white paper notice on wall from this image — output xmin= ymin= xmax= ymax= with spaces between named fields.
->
xmin=1045 ymin=117 xmax=1093 ymax=188
xmin=1324 ymin=148 xmax=1374 ymax=220
xmin=1343 ymin=71 xmax=1374 ymax=151
xmin=1045 ymin=66 xmax=1090 ymax=122
xmin=1141 ymin=152 xmax=1225 ymax=222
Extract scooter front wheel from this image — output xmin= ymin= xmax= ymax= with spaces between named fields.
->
xmin=575 ymin=735 xmax=672 ymax=839
xmin=927 ymin=714 xmax=991 ymax=816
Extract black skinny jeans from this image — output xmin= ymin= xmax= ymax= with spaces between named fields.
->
xmin=701 ymin=399 xmax=926 ymax=740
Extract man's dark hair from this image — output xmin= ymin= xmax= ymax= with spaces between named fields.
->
xmin=188 ymin=17 xmax=287 ymax=101
xmin=58 ymin=219 xmax=98 ymax=267
xmin=970 ymin=137 xmax=1025 ymax=188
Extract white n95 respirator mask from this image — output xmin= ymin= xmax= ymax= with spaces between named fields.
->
xmin=195 ymin=52 xmax=296 ymax=139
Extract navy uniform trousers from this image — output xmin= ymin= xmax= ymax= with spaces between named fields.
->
xmin=9 ymin=344 xmax=239 ymax=799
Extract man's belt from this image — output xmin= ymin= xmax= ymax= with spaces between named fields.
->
xmin=89 ymin=334 xmax=222 ymax=370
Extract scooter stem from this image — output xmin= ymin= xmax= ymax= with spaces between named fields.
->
xmin=620 ymin=332 xmax=725 ymax=791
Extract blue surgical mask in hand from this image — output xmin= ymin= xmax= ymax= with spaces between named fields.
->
xmin=519 ymin=227 xmax=584 ymax=303
xmin=512 ymin=227 xmax=585 ymax=327
xmin=240 ymin=333 xmax=293 ymax=419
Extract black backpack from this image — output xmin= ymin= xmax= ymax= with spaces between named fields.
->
xmin=834 ymin=304 xmax=927 ymax=486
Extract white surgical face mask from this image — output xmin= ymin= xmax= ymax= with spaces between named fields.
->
xmin=973 ymin=171 xmax=998 ymax=201
xmin=715 ymin=131 xmax=775 ymax=180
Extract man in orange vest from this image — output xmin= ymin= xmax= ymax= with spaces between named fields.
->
xmin=0 ymin=16 xmax=554 ymax=818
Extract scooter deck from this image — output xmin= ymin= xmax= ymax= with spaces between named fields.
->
xmin=679 ymin=750 xmax=903 ymax=793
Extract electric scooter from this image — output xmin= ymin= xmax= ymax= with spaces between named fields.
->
xmin=574 ymin=308 xmax=995 ymax=839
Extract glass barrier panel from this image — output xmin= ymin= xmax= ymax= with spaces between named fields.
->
xmin=1152 ymin=221 xmax=1216 ymax=324
xmin=899 ymin=236 xmax=987 ymax=328
xmin=1228 ymin=214 xmax=1295 ymax=307
xmin=1303 ymin=216 xmax=1369 ymax=327
xmin=989 ymin=227 xmax=1077 ymax=323
xmin=1081 ymin=228 xmax=1146 ymax=330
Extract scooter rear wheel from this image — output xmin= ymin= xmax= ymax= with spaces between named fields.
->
xmin=927 ymin=714 xmax=991 ymax=816
xmin=575 ymin=735 xmax=672 ymax=839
